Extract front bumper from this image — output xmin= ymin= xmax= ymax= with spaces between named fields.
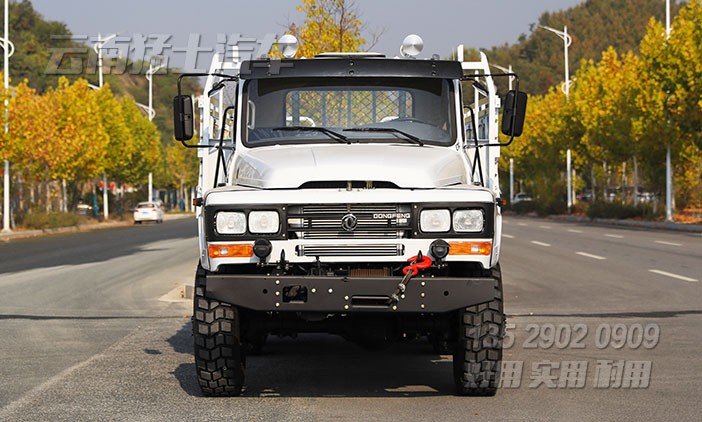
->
xmin=205 ymin=274 xmax=497 ymax=313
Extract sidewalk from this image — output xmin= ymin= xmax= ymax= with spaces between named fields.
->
xmin=0 ymin=213 xmax=194 ymax=242
xmin=548 ymin=214 xmax=702 ymax=233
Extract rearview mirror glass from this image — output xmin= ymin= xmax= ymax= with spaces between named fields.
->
xmin=173 ymin=95 xmax=194 ymax=141
xmin=501 ymin=90 xmax=528 ymax=137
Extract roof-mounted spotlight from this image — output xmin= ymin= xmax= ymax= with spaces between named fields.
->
xmin=278 ymin=34 xmax=299 ymax=59
xmin=400 ymin=34 xmax=424 ymax=58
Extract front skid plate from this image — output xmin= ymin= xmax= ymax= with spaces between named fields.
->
xmin=206 ymin=275 xmax=497 ymax=313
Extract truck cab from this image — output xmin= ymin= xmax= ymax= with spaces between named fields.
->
xmin=174 ymin=36 xmax=526 ymax=396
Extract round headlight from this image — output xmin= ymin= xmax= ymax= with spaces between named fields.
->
xmin=249 ymin=211 xmax=280 ymax=234
xmin=420 ymin=209 xmax=451 ymax=232
xmin=216 ymin=212 xmax=246 ymax=235
xmin=453 ymin=209 xmax=484 ymax=232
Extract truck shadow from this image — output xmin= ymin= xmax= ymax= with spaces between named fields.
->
xmin=168 ymin=322 xmax=456 ymax=398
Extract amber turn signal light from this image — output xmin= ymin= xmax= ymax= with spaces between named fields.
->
xmin=448 ymin=241 xmax=492 ymax=256
xmin=208 ymin=244 xmax=254 ymax=258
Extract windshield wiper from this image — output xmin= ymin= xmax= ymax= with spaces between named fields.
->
xmin=273 ymin=126 xmax=350 ymax=144
xmin=343 ymin=127 xmax=425 ymax=146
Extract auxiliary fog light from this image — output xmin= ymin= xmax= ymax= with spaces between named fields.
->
xmin=429 ymin=239 xmax=450 ymax=260
xmin=448 ymin=241 xmax=492 ymax=256
xmin=208 ymin=244 xmax=253 ymax=258
xmin=253 ymin=239 xmax=273 ymax=260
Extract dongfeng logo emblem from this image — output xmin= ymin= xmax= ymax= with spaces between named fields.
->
xmin=341 ymin=213 xmax=358 ymax=232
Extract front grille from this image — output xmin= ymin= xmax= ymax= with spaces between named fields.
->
xmin=287 ymin=204 xmax=412 ymax=240
xmin=297 ymin=244 xmax=404 ymax=257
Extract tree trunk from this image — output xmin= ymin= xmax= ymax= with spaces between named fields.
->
xmin=590 ymin=165 xmax=596 ymax=203
xmin=61 ymin=179 xmax=67 ymax=212
xmin=45 ymin=180 xmax=51 ymax=213
xmin=633 ymin=156 xmax=639 ymax=206
xmin=603 ymin=161 xmax=608 ymax=202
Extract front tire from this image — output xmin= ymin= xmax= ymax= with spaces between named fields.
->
xmin=453 ymin=265 xmax=504 ymax=396
xmin=192 ymin=266 xmax=245 ymax=396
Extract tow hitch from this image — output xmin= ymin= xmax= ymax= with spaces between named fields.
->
xmin=389 ymin=252 xmax=433 ymax=304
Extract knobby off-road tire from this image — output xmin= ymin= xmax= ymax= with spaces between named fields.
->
xmin=453 ymin=264 xmax=504 ymax=396
xmin=192 ymin=266 xmax=245 ymax=396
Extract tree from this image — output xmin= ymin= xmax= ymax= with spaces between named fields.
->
xmin=96 ymin=84 xmax=133 ymax=183
xmin=483 ymin=0 xmax=684 ymax=95
xmin=119 ymin=97 xmax=162 ymax=186
xmin=0 ymin=0 xmax=79 ymax=93
xmin=637 ymin=0 xmax=702 ymax=207
xmin=281 ymin=0 xmax=367 ymax=57
xmin=163 ymin=142 xmax=197 ymax=207
xmin=45 ymin=78 xmax=108 ymax=182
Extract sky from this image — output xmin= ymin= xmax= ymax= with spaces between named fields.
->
xmin=30 ymin=0 xmax=584 ymax=70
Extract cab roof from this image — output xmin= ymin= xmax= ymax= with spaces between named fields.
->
xmin=239 ymin=58 xmax=463 ymax=80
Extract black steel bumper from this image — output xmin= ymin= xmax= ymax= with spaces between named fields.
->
xmin=206 ymin=274 xmax=497 ymax=313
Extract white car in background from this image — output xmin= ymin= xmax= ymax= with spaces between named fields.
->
xmin=512 ymin=192 xmax=533 ymax=204
xmin=133 ymin=202 xmax=164 ymax=224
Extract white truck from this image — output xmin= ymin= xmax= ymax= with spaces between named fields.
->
xmin=173 ymin=35 xmax=527 ymax=396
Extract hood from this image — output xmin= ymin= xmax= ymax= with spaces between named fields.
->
xmin=233 ymin=144 xmax=467 ymax=189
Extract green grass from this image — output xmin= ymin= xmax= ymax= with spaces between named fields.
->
xmin=19 ymin=212 xmax=82 ymax=230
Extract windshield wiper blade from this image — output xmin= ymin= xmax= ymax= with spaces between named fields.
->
xmin=343 ymin=127 xmax=425 ymax=146
xmin=273 ymin=126 xmax=350 ymax=144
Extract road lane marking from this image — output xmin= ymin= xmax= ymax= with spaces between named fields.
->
xmin=0 ymin=328 xmax=142 ymax=418
xmin=648 ymin=269 xmax=698 ymax=283
xmin=568 ymin=229 xmax=583 ymax=233
xmin=576 ymin=251 xmax=606 ymax=260
xmin=531 ymin=241 xmax=551 ymax=247
xmin=539 ymin=225 xmax=552 ymax=229
xmin=517 ymin=222 xmax=527 ymax=226
xmin=604 ymin=234 xmax=624 ymax=239
xmin=655 ymin=240 xmax=682 ymax=247
xmin=503 ymin=234 xmax=515 ymax=239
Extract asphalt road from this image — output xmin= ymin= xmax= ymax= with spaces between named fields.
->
xmin=0 ymin=216 xmax=700 ymax=421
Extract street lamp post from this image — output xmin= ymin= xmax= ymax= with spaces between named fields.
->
xmin=146 ymin=56 xmax=164 ymax=122
xmin=2 ymin=0 xmax=15 ymax=232
xmin=93 ymin=33 xmax=117 ymax=220
xmin=540 ymin=24 xmax=574 ymax=211
xmin=146 ymin=56 xmax=164 ymax=202
xmin=539 ymin=25 xmax=573 ymax=96
xmin=664 ymin=0 xmax=673 ymax=222
xmin=509 ymin=158 xmax=514 ymax=203
xmin=490 ymin=63 xmax=513 ymax=91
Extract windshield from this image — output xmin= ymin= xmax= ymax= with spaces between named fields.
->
xmin=241 ymin=77 xmax=457 ymax=147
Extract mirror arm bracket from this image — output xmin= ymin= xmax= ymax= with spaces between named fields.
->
xmin=461 ymin=73 xmax=522 ymax=147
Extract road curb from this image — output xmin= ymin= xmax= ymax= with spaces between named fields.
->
xmin=547 ymin=214 xmax=702 ymax=233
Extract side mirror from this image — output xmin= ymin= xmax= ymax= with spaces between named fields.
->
xmin=501 ymin=90 xmax=528 ymax=137
xmin=173 ymin=95 xmax=194 ymax=141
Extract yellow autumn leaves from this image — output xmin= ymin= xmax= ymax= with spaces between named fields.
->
xmin=503 ymin=0 xmax=702 ymax=208
xmin=0 ymin=77 xmax=161 ymax=188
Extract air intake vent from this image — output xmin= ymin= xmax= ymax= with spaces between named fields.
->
xmin=298 ymin=181 xmax=399 ymax=189
xmin=297 ymin=244 xmax=404 ymax=257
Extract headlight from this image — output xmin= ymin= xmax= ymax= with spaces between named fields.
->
xmin=248 ymin=211 xmax=280 ymax=234
xmin=420 ymin=209 xmax=451 ymax=232
xmin=453 ymin=209 xmax=484 ymax=232
xmin=216 ymin=212 xmax=246 ymax=234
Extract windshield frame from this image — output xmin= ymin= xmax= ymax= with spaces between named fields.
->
xmin=239 ymin=76 xmax=458 ymax=148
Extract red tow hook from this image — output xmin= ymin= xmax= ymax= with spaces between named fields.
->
xmin=390 ymin=252 xmax=433 ymax=304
